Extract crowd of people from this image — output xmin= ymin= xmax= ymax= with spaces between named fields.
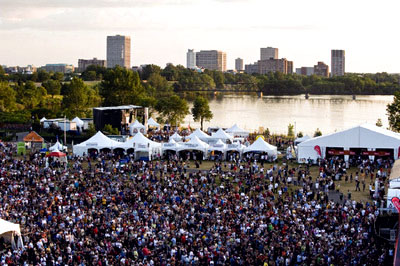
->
xmin=0 ymin=141 xmax=394 ymax=265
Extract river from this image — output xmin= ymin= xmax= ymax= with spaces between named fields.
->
xmin=183 ymin=94 xmax=394 ymax=136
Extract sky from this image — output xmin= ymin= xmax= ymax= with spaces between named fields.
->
xmin=1 ymin=0 xmax=400 ymax=73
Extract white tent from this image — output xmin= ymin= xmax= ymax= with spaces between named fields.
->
xmin=186 ymin=128 xmax=211 ymax=143
xmin=211 ymin=128 xmax=233 ymax=143
xmin=116 ymin=132 xmax=161 ymax=160
xmin=294 ymin=135 xmax=311 ymax=146
xmin=226 ymin=124 xmax=249 ymax=138
xmin=297 ymin=123 xmax=400 ymax=163
xmin=170 ymin=132 xmax=183 ymax=142
xmin=162 ymin=138 xmax=182 ymax=154
xmin=73 ymin=131 xmax=120 ymax=156
xmin=72 ymin=117 xmax=85 ymax=130
xmin=40 ymin=117 xmax=47 ymax=123
xmin=49 ymin=140 xmax=67 ymax=151
xmin=147 ymin=117 xmax=160 ymax=129
xmin=0 ymin=219 xmax=23 ymax=249
xmin=244 ymin=137 xmax=278 ymax=159
xmin=128 ymin=120 xmax=146 ymax=135
xmin=178 ymin=136 xmax=209 ymax=158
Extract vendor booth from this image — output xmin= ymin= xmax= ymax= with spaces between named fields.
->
xmin=297 ymin=124 xmax=400 ymax=164
xmin=178 ymin=136 xmax=209 ymax=160
xmin=128 ymin=120 xmax=146 ymax=135
xmin=226 ymin=143 xmax=245 ymax=161
xmin=211 ymin=128 xmax=234 ymax=144
xmin=243 ymin=137 xmax=278 ymax=161
xmin=170 ymin=132 xmax=183 ymax=142
xmin=226 ymin=124 xmax=249 ymax=138
xmin=73 ymin=131 xmax=120 ymax=156
xmin=116 ymin=132 xmax=161 ymax=161
xmin=49 ymin=140 xmax=67 ymax=151
xmin=162 ymin=139 xmax=182 ymax=158
xmin=147 ymin=117 xmax=160 ymax=130
xmin=0 ymin=219 xmax=23 ymax=249
xmin=208 ymin=139 xmax=227 ymax=160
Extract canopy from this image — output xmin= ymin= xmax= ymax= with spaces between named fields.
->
xmin=187 ymin=128 xmax=211 ymax=142
xmin=23 ymin=131 xmax=44 ymax=143
xmin=226 ymin=124 xmax=249 ymax=138
xmin=297 ymin=123 xmax=400 ymax=163
xmin=116 ymin=132 xmax=161 ymax=160
xmin=73 ymin=131 xmax=120 ymax=156
xmin=170 ymin=132 xmax=183 ymax=142
xmin=46 ymin=149 xmax=67 ymax=157
xmin=226 ymin=143 xmax=245 ymax=152
xmin=147 ymin=117 xmax=160 ymax=128
xmin=178 ymin=136 xmax=209 ymax=153
xmin=211 ymin=128 xmax=233 ymax=143
xmin=40 ymin=117 xmax=47 ymax=123
xmin=244 ymin=137 xmax=278 ymax=158
xmin=162 ymin=138 xmax=182 ymax=152
xmin=49 ymin=141 xmax=67 ymax=151
xmin=0 ymin=219 xmax=23 ymax=249
xmin=208 ymin=139 xmax=227 ymax=153
xmin=129 ymin=120 xmax=146 ymax=135
xmin=72 ymin=117 xmax=85 ymax=127
xmin=295 ymin=135 xmax=311 ymax=145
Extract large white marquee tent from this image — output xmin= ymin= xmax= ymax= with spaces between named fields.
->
xmin=211 ymin=128 xmax=234 ymax=143
xmin=244 ymin=137 xmax=278 ymax=159
xmin=297 ymin=124 xmax=400 ymax=163
xmin=147 ymin=117 xmax=160 ymax=129
xmin=226 ymin=124 xmax=249 ymax=138
xmin=73 ymin=131 xmax=120 ymax=156
xmin=129 ymin=120 xmax=146 ymax=135
xmin=0 ymin=219 xmax=23 ymax=249
xmin=178 ymin=136 xmax=209 ymax=159
xmin=116 ymin=132 xmax=161 ymax=160
xmin=186 ymin=129 xmax=211 ymax=143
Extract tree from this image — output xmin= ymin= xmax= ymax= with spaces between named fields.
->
xmin=0 ymin=66 xmax=5 ymax=81
xmin=287 ymin=123 xmax=295 ymax=138
xmin=155 ymin=95 xmax=189 ymax=127
xmin=140 ymin=64 xmax=162 ymax=80
xmin=103 ymin=124 xmax=119 ymax=135
xmin=37 ymin=69 xmax=51 ymax=82
xmin=191 ymin=96 xmax=213 ymax=130
xmin=387 ymin=91 xmax=400 ymax=132
xmin=42 ymin=79 xmax=61 ymax=97
xmin=297 ymin=131 xmax=304 ymax=138
xmin=52 ymin=72 xmax=64 ymax=82
xmin=100 ymin=66 xmax=146 ymax=106
xmin=0 ymin=81 xmax=17 ymax=112
xmin=376 ymin=118 xmax=383 ymax=127
xmin=147 ymin=73 xmax=174 ymax=97
xmin=62 ymin=77 xmax=100 ymax=118
xmin=314 ymin=128 xmax=322 ymax=137
xmin=17 ymin=81 xmax=47 ymax=109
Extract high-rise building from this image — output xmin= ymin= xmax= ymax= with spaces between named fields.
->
xmin=314 ymin=62 xmax=329 ymax=77
xmin=235 ymin=58 xmax=244 ymax=72
xmin=78 ymin=58 xmax=106 ymax=72
xmin=244 ymin=63 xmax=258 ymax=75
xmin=107 ymin=35 xmax=131 ymax=68
xmin=186 ymin=49 xmax=196 ymax=69
xmin=296 ymin=67 xmax=314 ymax=76
xmin=260 ymin=47 xmax=278 ymax=60
xmin=331 ymin=49 xmax=345 ymax=76
xmin=196 ymin=50 xmax=227 ymax=71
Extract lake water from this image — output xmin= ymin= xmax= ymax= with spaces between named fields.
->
xmin=183 ymin=94 xmax=394 ymax=136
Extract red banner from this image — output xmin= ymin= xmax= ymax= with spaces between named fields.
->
xmin=327 ymin=150 xmax=356 ymax=155
xmin=361 ymin=151 xmax=391 ymax=156
xmin=392 ymin=197 xmax=400 ymax=213
xmin=314 ymin=145 xmax=321 ymax=156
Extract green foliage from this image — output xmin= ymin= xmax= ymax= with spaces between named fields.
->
xmin=86 ymin=123 xmax=97 ymax=137
xmin=287 ymin=123 xmax=295 ymax=138
xmin=161 ymin=64 xmax=179 ymax=81
xmin=314 ymin=128 xmax=322 ymax=137
xmin=42 ymin=79 xmax=61 ymax=97
xmin=191 ymin=96 xmax=213 ymax=130
xmin=103 ymin=124 xmax=119 ymax=135
xmin=0 ymin=66 xmax=5 ymax=81
xmin=0 ymin=81 xmax=17 ymax=112
xmin=37 ymin=69 xmax=51 ymax=82
xmin=264 ymin=128 xmax=270 ymax=137
xmin=62 ymin=77 xmax=101 ymax=118
xmin=147 ymin=73 xmax=174 ymax=97
xmin=376 ymin=118 xmax=383 ymax=127
xmin=141 ymin=64 xmax=162 ymax=80
xmin=81 ymin=65 xmax=107 ymax=81
xmin=16 ymin=81 xmax=47 ymax=109
xmin=100 ymin=66 xmax=145 ymax=106
xmin=52 ymin=72 xmax=64 ymax=82
xmin=155 ymin=95 xmax=189 ymax=126
xmin=297 ymin=131 xmax=304 ymax=138
xmin=0 ymin=110 xmax=31 ymax=124
xmin=387 ymin=91 xmax=400 ymax=132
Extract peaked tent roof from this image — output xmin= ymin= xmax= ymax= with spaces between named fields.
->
xmin=0 ymin=219 xmax=21 ymax=236
xmin=187 ymin=128 xmax=210 ymax=141
xmin=40 ymin=117 xmax=47 ymax=123
xmin=147 ymin=117 xmax=160 ymax=127
xmin=226 ymin=124 xmax=249 ymax=135
xmin=298 ymin=123 xmax=400 ymax=149
xmin=49 ymin=141 xmax=67 ymax=151
xmin=295 ymin=135 xmax=311 ymax=143
xmin=128 ymin=120 xmax=145 ymax=129
xmin=72 ymin=117 xmax=84 ymax=127
xmin=23 ymin=131 xmax=44 ymax=142
xmin=211 ymin=128 xmax=233 ymax=140
xmin=244 ymin=137 xmax=277 ymax=153
xmin=170 ymin=132 xmax=182 ymax=141
xmin=209 ymin=139 xmax=227 ymax=152
xmin=75 ymin=131 xmax=120 ymax=148
xmin=179 ymin=136 xmax=208 ymax=152
xmin=117 ymin=132 xmax=161 ymax=151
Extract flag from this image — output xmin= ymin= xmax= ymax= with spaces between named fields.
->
xmin=314 ymin=145 xmax=321 ymax=156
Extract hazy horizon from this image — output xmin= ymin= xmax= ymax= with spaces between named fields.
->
xmin=1 ymin=0 xmax=400 ymax=73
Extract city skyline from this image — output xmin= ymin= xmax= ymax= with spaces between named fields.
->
xmin=1 ymin=0 xmax=400 ymax=73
